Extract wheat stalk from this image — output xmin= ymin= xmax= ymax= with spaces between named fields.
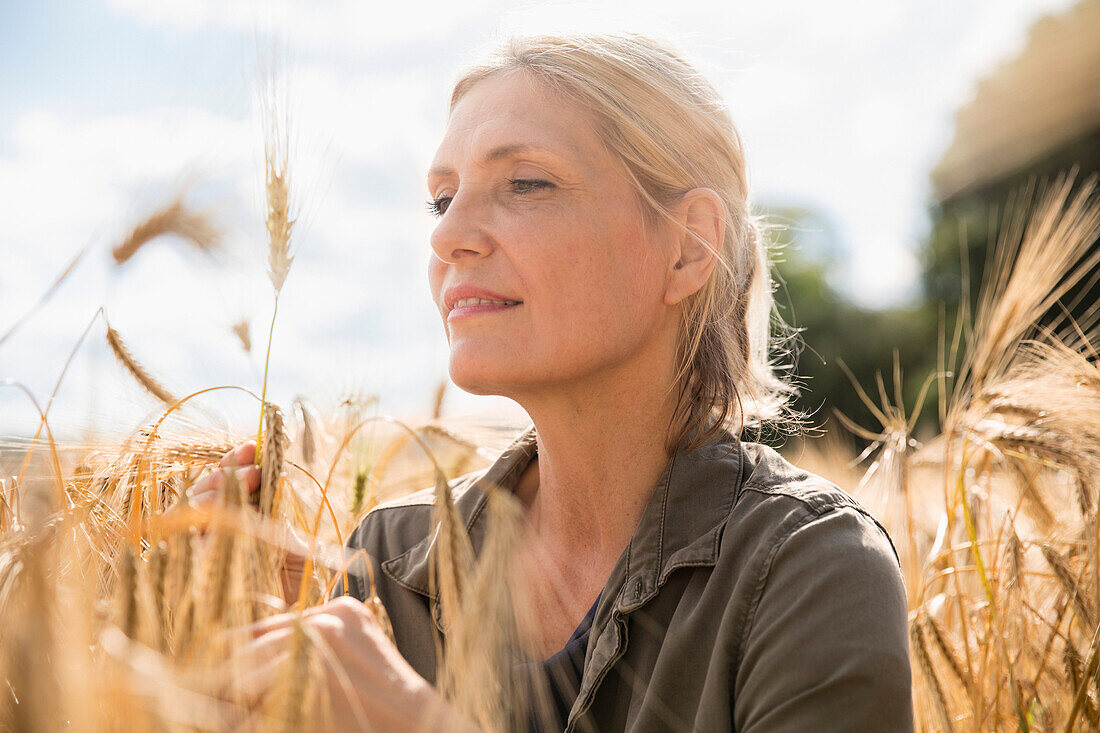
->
xmin=253 ymin=87 xmax=296 ymax=466
xmin=0 ymin=477 xmax=12 ymax=533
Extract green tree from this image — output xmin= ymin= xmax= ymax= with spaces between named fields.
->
xmin=765 ymin=205 xmax=939 ymax=441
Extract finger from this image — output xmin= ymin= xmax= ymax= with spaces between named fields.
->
xmin=191 ymin=466 xmax=259 ymax=502
xmin=221 ymin=442 xmax=256 ymax=469
xmin=235 ymin=611 xmax=297 ymax=640
xmin=315 ymin=655 xmax=375 ymax=730
xmin=189 ymin=491 xmax=218 ymax=513
xmin=224 ymin=645 xmax=291 ymax=705
xmin=232 ymin=625 xmax=295 ymax=669
xmin=310 ymin=596 xmax=378 ymax=626
xmin=185 ymin=466 xmax=225 ymax=500
xmin=310 ymin=639 xmax=433 ymax=733
xmin=238 ymin=464 xmax=260 ymax=493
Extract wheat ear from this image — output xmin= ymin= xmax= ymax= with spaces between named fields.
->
xmin=1042 ymin=544 xmax=1096 ymax=629
xmin=921 ymin=612 xmax=969 ymax=691
xmin=257 ymin=403 xmax=286 ymax=515
xmin=148 ymin=540 xmax=168 ymax=649
xmin=293 ymin=397 xmax=317 ymax=466
xmin=117 ymin=544 xmax=139 ymax=640
xmin=1066 ymin=623 xmax=1100 ymax=731
xmin=263 ymin=95 xmax=294 ymax=301
xmin=231 ymin=319 xmax=251 ymax=353
xmin=161 ymin=441 xmax=238 ymax=465
xmin=112 ymin=195 xmax=219 ymax=265
xmin=911 ymin=619 xmax=954 ymax=733
xmin=106 ymin=326 xmax=176 ymax=406
xmin=432 ymin=381 xmax=447 ymax=420
xmin=430 ymin=466 xmax=474 ymax=637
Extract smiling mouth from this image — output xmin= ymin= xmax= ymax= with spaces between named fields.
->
xmin=447 ymin=298 xmax=523 ymax=321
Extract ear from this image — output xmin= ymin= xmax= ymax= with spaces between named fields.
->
xmin=663 ymin=187 xmax=724 ymax=306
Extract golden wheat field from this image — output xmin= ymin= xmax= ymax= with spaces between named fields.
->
xmin=2 ymin=77 xmax=1100 ymax=730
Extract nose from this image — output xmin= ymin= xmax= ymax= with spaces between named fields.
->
xmin=428 ymin=190 xmax=494 ymax=265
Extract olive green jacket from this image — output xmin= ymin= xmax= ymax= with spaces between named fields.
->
xmin=338 ymin=428 xmax=914 ymax=732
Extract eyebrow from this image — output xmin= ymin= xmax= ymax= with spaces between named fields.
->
xmin=427 ymin=143 xmax=563 ymax=181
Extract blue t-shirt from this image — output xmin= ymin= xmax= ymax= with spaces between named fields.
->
xmin=525 ymin=594 xmax=601 ymax=731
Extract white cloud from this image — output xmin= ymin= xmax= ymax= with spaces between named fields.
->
xmin=107 ymin=0 xmax=498 ymax=54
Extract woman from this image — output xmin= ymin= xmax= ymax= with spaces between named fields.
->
xmin=201 ymin=32 xmax=913 ymax=732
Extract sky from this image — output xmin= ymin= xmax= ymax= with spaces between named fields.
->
xmin=0 ymin=0 xmax=1079 ymax=438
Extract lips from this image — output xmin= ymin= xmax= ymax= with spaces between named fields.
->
xmin=443 ymin=285 xmax=523 ymax=313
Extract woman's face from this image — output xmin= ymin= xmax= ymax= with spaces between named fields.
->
xmin=426 ymin=71 xmax=679 ymax=397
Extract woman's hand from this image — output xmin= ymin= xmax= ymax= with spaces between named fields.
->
xmin=178 ymin=441 xmax=309 ymax=604
xmin=183 ymin=441 xmax=260 ymax=505
xmin=183 ymin=449 xmax=479 ymax=730
xmin=231 ymin=596 xmax=480 ymax=733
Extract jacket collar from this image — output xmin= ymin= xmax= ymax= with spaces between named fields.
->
xmin=381 ymin=425 xmax=743 ymax=616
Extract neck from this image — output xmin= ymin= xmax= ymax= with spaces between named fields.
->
xmin=511 ymin=342 xmax=681 ymax=568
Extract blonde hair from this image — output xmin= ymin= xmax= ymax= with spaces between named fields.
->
xmin=450 ymin=32 xmax=797 ymax=450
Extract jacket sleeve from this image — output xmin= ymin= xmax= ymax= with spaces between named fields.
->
xmin=733 ymin=505 xmax=915 ymax=732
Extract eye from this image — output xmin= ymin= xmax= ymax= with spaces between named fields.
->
xmin=508 ymin=178 xmax=554 ymax=193
xmin=426 ymin=195 xmax=452 ymax=218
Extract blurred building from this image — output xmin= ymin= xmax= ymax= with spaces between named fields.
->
xmin=925 ymin=0 xmax=1100 ymax=309
xmin=932 ymin=0 xmax=1100 ymax=200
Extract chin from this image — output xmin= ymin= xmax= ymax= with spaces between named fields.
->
xmin=448 ymin=355 xmax=511 ymax=397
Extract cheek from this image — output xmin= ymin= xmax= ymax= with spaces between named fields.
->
xmin=529 ymin=229 xmax=665 ymax=351
xmin=556 ymin=220 xmax=663 ymax=318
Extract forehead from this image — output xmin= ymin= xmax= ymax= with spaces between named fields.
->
xmin=430 ymin=72 xmax=604 ymax=173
